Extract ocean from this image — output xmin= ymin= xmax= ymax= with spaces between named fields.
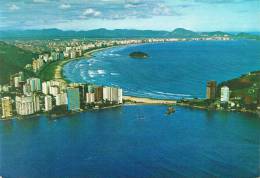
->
xmin=0 ymin=106 xmax=259 ymax=177
xmin=64 ymin=40 xmax=260 ymax=99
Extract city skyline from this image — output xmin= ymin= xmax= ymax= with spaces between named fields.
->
xmin=0 ymin=0 xmax=259 ymax=32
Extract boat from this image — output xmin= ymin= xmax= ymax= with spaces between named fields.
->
xmin=166 ymin=105 xmax=175 ymax=115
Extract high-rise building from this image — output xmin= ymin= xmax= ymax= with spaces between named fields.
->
xmin=23 ymin=83 xmax=32 ymax=96
xmin=70 ymin=51 xmax=76 ymax=59
xmin=55 ymin=93 xmax=68 ymax=106
xmin=14 ymin=76 xmax=22 ymax=88
xmin=27 ymin=78 xmax=41 ymax=92
xmin=1 ymin=97 xmax=13 ymax=118
xmin=206 ymin=80 xmax=217 ymax=99
xmin=15 ymin=95 xmax=34 ymax=115
xmin=103 ymin=86 xmax=111 ymax=102
xmin=67 ymin=87 xmax=80 ymax=111
xmin=1 ymin=85 xmax=10 ymax=92
xmin=86 ymin=93 xmax=95 ymax=104
xmin=33 ymin=94 xmax=41 ymax=112
xmin=103 ymin=87 xmax=123 ymax=104
xmin=49 ymin=85 xmax=60 ymax=96
xmin=51 ymin=51 xmax=64 ymax=61
xmin=42 ymin=81 xmax=50 ymax=95
xmin=118 ymin=88 xmax=123 ymax=104
xmin=44 ymin=95 xmax=53 ymax=111
xmin=51 ymin=52 xmax=59 ymax=61
xmin=95 ymin=86 xmax=103 ymax=102
xmin=221 ymin=86 xmax=230 ymax=103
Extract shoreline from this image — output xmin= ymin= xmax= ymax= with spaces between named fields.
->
xmin=53 ymin=45 xmax=120 ymax=83
xmin=123 ymin=96 xmax=176 ymax=105
xmin=36 ymin=41 xmax=260 ymax=118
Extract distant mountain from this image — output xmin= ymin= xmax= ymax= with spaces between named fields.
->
xmin=0 ymin=41 xmax=37 ymax=84
xmin=169 ymin=28 xmax=199 ymax=38
xmin=0 ymin=28 xmax=258 ymax=40
xmin=235 ymin=32 xmax=260 ymax=40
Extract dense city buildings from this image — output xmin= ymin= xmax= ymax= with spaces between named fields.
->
xmin=1 ymin=97 xmax=13 ymax=118
xmin=206 ymin=80 xmax=217 ymax=99
xmin=1 ymin=38 xmax=257 ymax=119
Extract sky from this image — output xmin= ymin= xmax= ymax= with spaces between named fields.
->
xmin=0 ymin=0 xmax=259 ymax=32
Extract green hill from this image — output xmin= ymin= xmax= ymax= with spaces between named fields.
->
xmin=217 ymin=71 xmax=260 ymax=107
xmin=0 ymin=41 xmax=37 ymax=84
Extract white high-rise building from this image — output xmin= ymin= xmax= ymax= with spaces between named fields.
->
xmin=14 ymin=76 xmax=22 ymax=88
xmin=221 ymin=86 xmax=230 ymax=103
xmin=15 ymin=95 xmax=34 ymax=115
xmin=44 ymin=95 xmax=53 ymax=111
xmin=42 ymin=81 xmax=50 ymax=95
xmin=55 ymin=93 xmax=68 ymax=106
xmin=103 ymin=87 xmax=111 ymax=102
xmin=118 ymin=88 xmax=123 ymax=104
xmin=33 ymin=94 xmax=41 ymax=112
xmin=1 ymin=97 xmax=13 ymax=118
xmin=49 ymin=85 xmax=60 ymax=96
xmin=102 ymin=87 xmax=123 ymax=104
xmin=86 ymin=93 xmax=95 ymax=104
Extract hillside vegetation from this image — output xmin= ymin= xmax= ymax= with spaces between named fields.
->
xmin=218 ymin=71 xmax=260 ymax=104
xmin=0 ymin=41 xmax=37 ymax=84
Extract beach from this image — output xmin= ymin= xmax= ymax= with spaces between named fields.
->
xmin=53 ymin=46 xmax=117 ymax=82
xmin=123 ymin=96 xmax=176 ymax=105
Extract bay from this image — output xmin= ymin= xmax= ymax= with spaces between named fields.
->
xmin=64 ymin=40 xmax=260 ymax=99
xmin=0 ymin=106 xmax=259 ymax=177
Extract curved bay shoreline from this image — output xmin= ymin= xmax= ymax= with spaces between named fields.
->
xmin=40 ymin=41 xmax=259 ymax=117
xmin=51 ymin=43 xmax=178 ymax=105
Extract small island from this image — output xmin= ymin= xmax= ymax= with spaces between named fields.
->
xmin=129 ymin=51 xmax=149 ymax=59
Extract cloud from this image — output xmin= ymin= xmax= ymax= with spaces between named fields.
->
xmin=9 ymin=4 xmax=20 ymax=11
xmin=152 ymin=3 xmax=171 ymax=16
xmin=59 ymin=4 xmax=71 ymax=9
xmin=191 ymin=0 xmax=258 ymax=3
xmin=83 ymin=8 xmax=102 ymax=17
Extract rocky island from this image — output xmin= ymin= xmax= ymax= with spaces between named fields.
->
xmin=129 ymin=51 xmax=149 ymax=59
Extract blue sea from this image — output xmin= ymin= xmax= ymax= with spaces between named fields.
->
xmin=1 ymin=40 xmax=260 ymax=177
xmin=64 ymin=40 xmax=260 ymax=99
xmin=0 ymin=106 xmax=259 ymax=178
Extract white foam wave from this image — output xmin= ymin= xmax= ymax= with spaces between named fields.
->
xmin=97 ymin=70 xmax=106 ymax=74
xmin=110 ymin=73 xmax=120 ymax=76
xmin=88 ymin=70 xmax=106 ymax=78
xmin=155 ymin=91 xmax=191 ymax=97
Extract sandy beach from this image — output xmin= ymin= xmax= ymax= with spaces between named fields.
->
xmin=123 ymin=96 xmax=176 ymax=105
xmin=53 ymin=46 xmax=116 ymax=82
